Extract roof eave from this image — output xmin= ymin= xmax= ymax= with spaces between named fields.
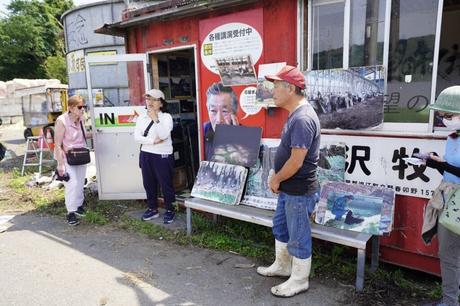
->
xmin=95 ymin=0 xmax=258 ymax=36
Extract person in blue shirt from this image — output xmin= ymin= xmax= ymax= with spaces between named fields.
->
xmin=256 ymin=66 xmax=320 ymax=298
xmin=331 ymin=195 xmax=353 ymax=220
xmin=422 ymin=86 xmax=460 ymax=306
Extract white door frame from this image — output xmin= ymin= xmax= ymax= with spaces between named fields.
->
xmin=146 ymin=44 xmax=203 ymax=162
xmin=85 ymin=53 xmax=150 ymax=200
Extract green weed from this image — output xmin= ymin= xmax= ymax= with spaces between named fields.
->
xmin=120 ymin=216 xmax=182 ymax=241
xmin=7 ymin=175 xmax=29 ymax=192
xmin=34 ymin=194 xmax=51 ymax=207
xmin=426 ymin=284 xmax=442 ymax=300
xmin=34 ymin=197 xmax=66 ymax=215
xmin=84 ymin=211 xmax=109 ymax=225
xmin=118 ymin=213 xmax=273 ymax=260
xmin=331 ymin=245 xmax=344 ymax=264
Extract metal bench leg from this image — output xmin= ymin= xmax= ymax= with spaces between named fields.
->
xmin=186 ymin=207 xmax=192 ymax=236
xmin=356 ymin=248 xmax=365 ymax=292
xmin=370 ymin=235 xmax=380 ymax=272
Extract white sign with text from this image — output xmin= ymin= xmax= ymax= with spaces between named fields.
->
xmin=321 ymin=134 xmax=446 ymax=199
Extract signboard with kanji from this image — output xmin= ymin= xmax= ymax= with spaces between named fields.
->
xmin=322 ymin=134 xmax=445 ymax=199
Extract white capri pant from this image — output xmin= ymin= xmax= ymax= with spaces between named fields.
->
xmin=64 ymin=161 xmax=87 ymax=213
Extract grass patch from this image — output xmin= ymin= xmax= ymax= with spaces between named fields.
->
xmin=189 ymin=214 xmax=274 ymax=259
xmin=1 ymin=167 xmax=66 ymax=214
xmin=359 ymin=266 xmax=443 ymax=303
xmin=34 ymin=199 xmax=67 ymax=216
xmin=7 ymin=172 xmax=29 ymax=192
xmin=426 ymin=284 xmax=443 ymax=300
xmin=84 ymin=211 xmax=109 ymax=225
xmin=118 ymin=212 xmax=274 ymax=260
xmin=309 ymin=242 xmax=443 ymax=304
xmin=120 ymin=216 xmax=183 ymax=241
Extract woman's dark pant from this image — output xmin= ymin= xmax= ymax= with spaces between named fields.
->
xmin=140 ymin=151 xmax=176 ymax=211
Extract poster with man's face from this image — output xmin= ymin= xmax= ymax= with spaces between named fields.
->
xmin=199 ymin=9 xmax=265 ymax=161
xmin=207 ymin=87 xmax=238 ymax=131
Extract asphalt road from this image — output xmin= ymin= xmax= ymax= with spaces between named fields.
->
xmin=0 ymin=214 xmax=348 ymax=306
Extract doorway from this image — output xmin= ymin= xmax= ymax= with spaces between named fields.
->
xmin=149 ymin=48 xmax=199 ymax=200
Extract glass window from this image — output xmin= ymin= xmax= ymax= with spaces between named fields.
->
xmin=306 ymin=0 xmax=441 ymax=129
xmin=349 ymin=0 xmax=386 ymax=67
xmin=385 ymin=0 xmax=438 ymax=123
xmin=311 ymin=0 xmax=345 ymax=70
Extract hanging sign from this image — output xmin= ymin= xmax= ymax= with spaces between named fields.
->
xmin=239 ymin=86 xmax=262 ymax=119
xmin=94 ymin=106 xmax=145 ymax=132
xmin=201 ymin=22 xmax=263 ymax=75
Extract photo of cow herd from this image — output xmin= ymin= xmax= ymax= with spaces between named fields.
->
xmin=305 ymin=66 xmax=385 ymax=130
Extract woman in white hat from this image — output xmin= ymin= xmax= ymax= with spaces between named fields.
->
xmin=134 ymin=89 xmax=176 ymax=224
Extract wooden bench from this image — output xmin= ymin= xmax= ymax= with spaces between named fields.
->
xmin=184 ymin=197 xmax=379 ymax=292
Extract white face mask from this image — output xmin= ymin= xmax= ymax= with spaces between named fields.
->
xmin=442 ymin=116 xmax=460 ymax=130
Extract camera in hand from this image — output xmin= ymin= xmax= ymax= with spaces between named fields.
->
xmin=54 ymin=170 xmax=70 ymax=182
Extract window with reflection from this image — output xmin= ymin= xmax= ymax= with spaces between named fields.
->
xmin=385 ymin=0 xmax=438 ymax=123
xmin=311 ymin=0 xmax=345 ymax=70
xmin=349 ymin=0 xmax=386 ymax=67
xmin=307 ymin=0 xmax=441 ymax=127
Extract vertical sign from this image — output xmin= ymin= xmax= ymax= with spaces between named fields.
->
xmin=199 ymin=9 xmax=265 ymax=160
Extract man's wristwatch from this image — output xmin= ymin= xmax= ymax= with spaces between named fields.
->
xmin=155 ymin=119 xmax=160 ymax=123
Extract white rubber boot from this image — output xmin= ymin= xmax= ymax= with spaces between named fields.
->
xmin=270 ymin=256 xmax=311 ymax=297
xmin=256 ymin=240 xmax=292 ymax=277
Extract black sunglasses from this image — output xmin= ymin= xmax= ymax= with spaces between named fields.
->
xmin=77 ymin=105 xmax=87 ymax=110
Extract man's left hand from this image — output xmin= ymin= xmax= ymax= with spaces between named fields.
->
xmin=269 ymin=175 xmax=280 ymax=194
